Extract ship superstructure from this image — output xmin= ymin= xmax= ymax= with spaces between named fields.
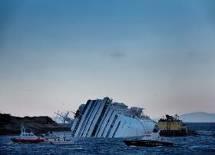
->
xmin=71 ymin=97 xmax=155 ymax=138
xmin=158 ymin=114 xmax=188 ymax=136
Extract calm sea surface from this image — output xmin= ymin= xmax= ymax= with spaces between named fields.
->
xmin=0 ymin=123 xmax=215 ymax=155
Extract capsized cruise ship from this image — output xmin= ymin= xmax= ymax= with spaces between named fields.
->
xmin=71 ymin=97 xmax=155 ymax=138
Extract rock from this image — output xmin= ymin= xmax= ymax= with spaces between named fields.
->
xmin=0 ymin=113 xmax=70 ymax=135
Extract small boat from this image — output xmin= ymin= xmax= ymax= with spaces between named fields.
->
xmin=43 ymin=131 xmax=73 ymax=145
xmin=124 ymin=131 xmax=174 ymax=147
xmin=49 ymin=139 xmax=73 ymax=145
xmin=11 ymin=126 xmax=45 ymax=143
xmin=48 ymin=135 xmax=73 ymax=145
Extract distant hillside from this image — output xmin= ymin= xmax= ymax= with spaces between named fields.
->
xmin=180 ymin=112 xmax=215 ymax=123
xmin=0 ymin=113 xmax=70 ymax=135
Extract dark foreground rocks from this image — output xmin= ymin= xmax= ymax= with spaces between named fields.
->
xmin=0 ymin=113 xmax=70 ymax=135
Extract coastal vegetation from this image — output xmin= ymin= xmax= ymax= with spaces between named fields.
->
xmin=0 ymin=113 xmax=70 ymax=135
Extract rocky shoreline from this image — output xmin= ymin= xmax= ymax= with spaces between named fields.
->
xmin=0 ymin=113 xmax=70 ymax=135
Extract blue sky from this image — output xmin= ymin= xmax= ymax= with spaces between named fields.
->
xmin=1 ymin=0 xmax=215 ymax=118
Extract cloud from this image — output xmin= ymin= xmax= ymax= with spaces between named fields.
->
xmin=109 ymin=51 xmax=126 ymax=59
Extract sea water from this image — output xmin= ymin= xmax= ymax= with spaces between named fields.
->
xmin=0 ymin=123 xmax=215 ymax=155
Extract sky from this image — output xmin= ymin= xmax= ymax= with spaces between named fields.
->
xmin=0 ymin=0 xmax=215 ymax=118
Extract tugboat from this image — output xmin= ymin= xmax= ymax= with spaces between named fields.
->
xmin=158 ymin=114 xmax=188 ymax=136
xmin=11 ymin=126 xmax=46 ymax=143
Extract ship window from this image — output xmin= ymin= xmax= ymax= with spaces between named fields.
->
xmin=80 ymin=101 xmax=97 ymax=136
xmin=106 ymin=115 xmax=118 ymax=138
xmin=112 ymin=121 xmax=121 ymax=138
xmin=85 ymin=102 xmax=102 ymax=136
xmin=72 ymin=100 xmax=91 ymax=136
xmin=76 ymin=102 xmax=94 ymax=136
xmin=101 ymin=110 xmax=115 ymax=137
xmin=94 ymin=106 xmax=110 ymax=136
xmin=91 ymin=103 xmax=108 ymax=137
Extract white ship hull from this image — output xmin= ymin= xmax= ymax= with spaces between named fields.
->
xmin=71 ymin=97 xmax=155 ymax=138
